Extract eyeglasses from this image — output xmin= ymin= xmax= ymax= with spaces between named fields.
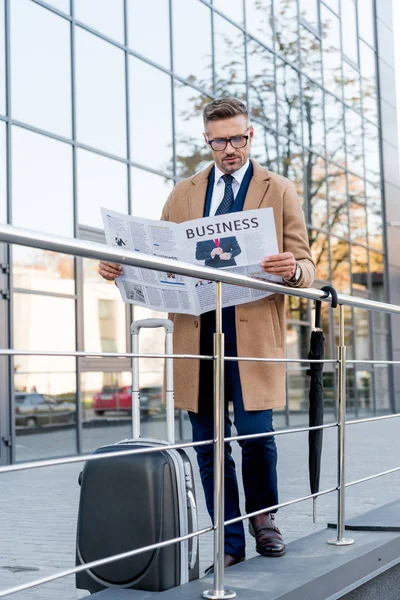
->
xmin=207 ymin=130 xmax=250 ymax=151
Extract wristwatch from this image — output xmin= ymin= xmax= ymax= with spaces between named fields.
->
xmin=284 ymin=261 xmax=302 ymax=285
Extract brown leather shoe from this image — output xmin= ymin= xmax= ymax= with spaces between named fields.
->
xmin=205 ymin=553 xmax=245 ymax=575
xmin=249 ymin=513 xmax=286 ymax=557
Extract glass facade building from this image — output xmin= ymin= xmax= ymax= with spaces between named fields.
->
xmin=0 ymin=0 xmax=399 ymax=463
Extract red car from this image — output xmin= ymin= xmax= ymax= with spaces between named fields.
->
xmin=92 ymin=385 xmax=163 ymax=417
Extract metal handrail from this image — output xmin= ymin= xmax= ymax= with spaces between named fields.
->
xmin=0 ymin=223 xmax=399 ymax=315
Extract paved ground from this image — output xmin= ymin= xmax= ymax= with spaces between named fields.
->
xmin=1 ymin=416 xmax=399 ymax=599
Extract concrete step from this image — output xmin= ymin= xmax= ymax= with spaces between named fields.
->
xmin=90 ymin=501 xmax=400 ymax=600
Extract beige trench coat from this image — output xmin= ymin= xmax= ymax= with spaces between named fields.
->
xmin=161 ymin=160 xmax=315 ymax=413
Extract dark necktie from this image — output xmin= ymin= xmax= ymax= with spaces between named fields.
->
xmin=215 ymin=174 xmax=235 ymax=215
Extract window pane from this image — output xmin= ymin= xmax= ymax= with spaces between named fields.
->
xmin=251 ymin=127 xmax=278 ymax=173
xmin=0 ymin=121 xmax=6 ymax=223
xmin=83 ymin=258 xmax=127 ymax=352
xmin=321 ymin=5 xmax=341 ymax=94
xmin=75 ymin=27 xmax=127 ymax=157
xmin=345 ymin=108 xmax=364 ymax=176
xmin=131 ymin=168 xmax=173 ymax=220
xmin=11 ymin=0 xmax=71 ymax=138
xmin=214 ymin=15 xmax=246 ymax=99
xmin=342 ymin=60 xmax=362 ymax=112
xmin=303 ymin=81 xmax=324 ymax=154
xmin=369 ymin=250 xmax=384 ymax=301
xmin=276 ymin=61 xmax=302 ymax=142
xmin=341 ymin=0 xmax=358 ymax=64
xmin=330 ymin=237 xmax=351 ymax=293
xmin=172 ymin=0 xmax=212 ymax=92
xmin=214 ymin=0 xmax=243 ymax=24
xmin=356 ymin=370 xmax=372 ymax=413
xmin=13 ymin=247 xmax=75 ymax=295
xmin=322 ymin=0 xmax=339 ymax=13
xmin=325 ymin=93 xmax=345 ymax=167
xmin=127 ymin=0 xmax=170 ymax=69
xmin=351 ymin=244 xmax=368 ymax=291
xmin=248 ymin=41 xmax=276 ymax=130
xmin=274 ymin=0 xmax=298 ymax=63
xmin=309 ymin=230 xmax=330 ymax=281
xmin=286 ymin=297 xmax=309 ymax=322
xmin=360 ymin=41 xmax=378 ymax=123
xmin=366 ymin=183 xmax=383 ymax=251
xmin=246 ymin=0 xmax=273 ymax=48
xmin=174 ymin=83 xmax=212 ymax=179
xmin=363 ymin=120 xmax=380 ymax=186
xmin=348 ymin=175 xmax=367 ymax=244
xmin=45 ymin=0 xmax=70 ymax=13
xmin=12 ymin=127 xmax=73 ymax=236
xmin=328 ymin=166 xmax=348 ymax=238
xmin=129 ymin=58 xmax=172 ymax=175
xmin=306 ymin=157 xmax=328 ymax=230
xmin=77 ymin=148 xmax=128 ymax=230
xmin=0 ymin=0 xmax=5 ymax=115
xmin=299 ymin=0 xmax=318 ymax=30
xmin=358 ymin=0 xmax=374 ymax=46
xmin=300 ymin=27 xmax=322 ymax=84
xmin=374 ymin=366 xmax=390 ymax=411
xmin=75 ymin=0 xmax=124 ymax=42
xmin=278 ymin=137 xmax=304 ymax=199
xmin=354 ymin=307 xmax=369 ymax=358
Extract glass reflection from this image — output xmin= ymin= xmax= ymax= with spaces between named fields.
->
xmin=346 ymin=367 xmax=356 ymax=412
xmin=44 ymin=0 xmax=70 ymax=13
xmin=276 ymin=60 xmax=302 ymax=142
xmin=341 ymin=0 xmax=358 ymax=64
xmin=279 ymin=137 xmax=304 ymax=198
xmin=369 ymin=250 xmax=384 ymax=302
xmin=363 ymin=121 xmax=380 ymax=186
xmin=325 ymin=93 xmax=345 ymax=167
xmin=354 ymin=309 xmax=370 ymax=361
xmin=321 ymin=5 xmax=341 ymax=94
xmin=299 ymin=0 xmax=318 ymax=30
xmin=127 ymin=0 xmax=170 ymax=69
xmin=77 ymin=148 xmax=128 ymax=230
xmin=374 ymin=366 xmax=390 ymax=412
xmin=356 ymin=370 xmax=372 ymax=413
xmin=75 ymin=27 xmax=127 ymax=157
xmin=0 ymin=121 xmax=6 ymax=223
xmin=351 ymin=245 xmax=368 ymax=289
xmin=360 ymin=41 xmax=378 ymax=123
xmin=286 ymin=296 xmax=309 ymax=322
xmin=342 ymin=60 xmax=361 ymax=112
xmin=348 ymin=175 xmax=367 ymax=244
xmin=358 ymin=0 xmax=374 ymax=46
xmin=247 ymin=40 xmax=276 ymax=130
xmin=75 ymin=0 xmax=124 ymax=42
xmin=327 ymin=166 xmax=348 ymax=238
xmin=129 ymin=58 xmax=173 ymax=175
xmin=11 ymin=0 xmax=71 ymax=138
xmin=13 ymin=247 xmax=75 ymax=295
xmin=214 ymin=0 xmax=243 ymax=24
xmin=83 ymin=258 xmax=127 ymax=353
xmin=214 ymin=15 xmax=246 ymax=100
xmin=300 ymin=27 xmax=322 ymax=85
xmin=366 ymin=184 xmax=383 ymax=252
xmin=174 ymin=83 xmax=212 ymax=179
xmin=330 ymin=237 xmax=351 ymax=293
xmin=309 ymin=230 xmax=330 ymax=281
xmin=303 ymin=81 xmax=324 ymax=154
xmin=306 ymin=158 xmax=328 ymax=230
xmin=131 ymin=168 xmax=173 ymax=221
xmin=322 ymin=0 xmax=339 ymax=13
xmin=251 ymin=127 xmax=278 ymax=173
xmin=0 ymin=0 xmax=5 ymax=116
xmin=345 ymin=109 xmax=364 ymax=176
xmin=274 ymin=0 xmax=299 ymax=63
xmin=12 ymin=126 xmax=73 ymax=236
xmin=245 ymin=0 xmax=273 ymax=49
xmin=172 ymin=0 xmax=212 ymax=92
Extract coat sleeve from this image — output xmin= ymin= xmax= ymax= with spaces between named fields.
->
xmin=282 ymin=180 xmax=316 ymax=288
xmin=195 ymin=241 xmax=210 ymax=261
xmin=229 ymin=237 xmax=242 ymax=259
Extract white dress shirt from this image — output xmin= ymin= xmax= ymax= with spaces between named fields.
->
xmin=209 ymin=159 xmax=250 ymax=216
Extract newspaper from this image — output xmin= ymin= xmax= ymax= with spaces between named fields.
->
xmin=101 ymin=207 xmax=282 ymax=315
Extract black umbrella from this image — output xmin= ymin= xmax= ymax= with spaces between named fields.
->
xmin=307 ymin=285 xmax=338 ymax=522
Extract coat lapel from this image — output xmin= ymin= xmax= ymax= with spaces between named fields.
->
xmin=187 ymin=163 xmax=214 ymax=221
xmin=243 ymin=159 xmax=271 ymax=211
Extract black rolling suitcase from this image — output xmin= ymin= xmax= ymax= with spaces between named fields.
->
xmin=75 ymin=319 xmax=199 ymax=593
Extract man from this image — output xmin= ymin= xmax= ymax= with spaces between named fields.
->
xmin=99 ymin=98 xmax=315 ymax=568
xmin=195 ymin=236 xmax=241 ymax=268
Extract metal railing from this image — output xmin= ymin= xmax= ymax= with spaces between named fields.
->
xmin=0 ymin=223 xmax=400 ymax=599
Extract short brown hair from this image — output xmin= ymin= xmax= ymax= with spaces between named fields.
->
xmin=203 ymin=98 xmax=248 ymax=127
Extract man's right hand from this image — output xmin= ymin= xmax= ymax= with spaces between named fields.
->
xmin=98 ymin=261 xmax=123 ymax=281
xmin=211 ymin=247 xmax=223 ymax=258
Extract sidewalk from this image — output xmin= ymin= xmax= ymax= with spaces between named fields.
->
xmin=0 ymin=417 xmax=399 ymax=600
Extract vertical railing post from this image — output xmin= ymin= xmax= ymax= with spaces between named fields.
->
xmin=203 ymin=282 xmax=236 ymax=599
xmin=328 ymin=304 xmax=354 ymax=547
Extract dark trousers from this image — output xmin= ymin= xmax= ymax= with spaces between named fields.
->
xmin=188 ymin=313 xmax=279 ymax=558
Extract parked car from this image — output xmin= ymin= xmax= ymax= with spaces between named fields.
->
xmin=15 ymin=393 xmax=75 ymax=428
xmin=92 ymin=385 xmax=163 ymax=417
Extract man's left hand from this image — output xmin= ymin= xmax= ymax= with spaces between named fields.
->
xmin=260 ymin=252 xmax=296 ymax=279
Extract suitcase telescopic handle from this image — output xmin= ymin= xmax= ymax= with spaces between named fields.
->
xmin=131 ymin=318 xmax=175 ymax=443
xmin=187 ymin=490 xmax=198 ymax=570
